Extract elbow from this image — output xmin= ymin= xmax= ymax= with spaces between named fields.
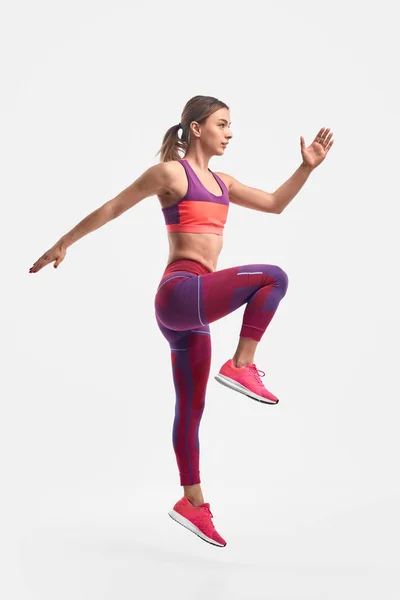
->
xmin=268 ymin=193 xmax=281 ymax=214
xmin=104 ymin=199 xmax=121 ymax=221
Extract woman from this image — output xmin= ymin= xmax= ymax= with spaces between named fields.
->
xmin=29 ymin=95 xmax=334 ymax=548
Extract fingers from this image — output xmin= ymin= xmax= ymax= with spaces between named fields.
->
xmin=314 ymin=128 xmax=335 ymax=152
xmin=321 ymin=132 xmax=334 ymax=152
xmin=314 ymin=128 xmax=328 ymax=142
xmin=324 ymin=131 xmax=333 ymax=146
xmin=314 ymin=127 xmax=326 ymax=142
xmin=54 ymin=256 xmax=64 ymax=268
xmin=29 ymin=253 xmax=51 ymax=273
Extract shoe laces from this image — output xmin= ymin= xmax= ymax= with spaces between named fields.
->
xmin=248 ymin=364 xmax=265 ymax=385
xmin=202 ymin=504 xmax=213 ymax=519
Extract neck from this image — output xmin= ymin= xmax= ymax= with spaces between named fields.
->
xmin=183 ymin=150 xmax=213 ymax=173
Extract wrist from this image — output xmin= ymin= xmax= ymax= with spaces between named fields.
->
xmin=59 ymin=236 xmax=71 ymax=249
xmin=300 ymin=162 xmax=313 ymax=174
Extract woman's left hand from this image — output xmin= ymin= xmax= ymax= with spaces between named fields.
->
xmin=300 ymin=127 xmax=334 ymax=170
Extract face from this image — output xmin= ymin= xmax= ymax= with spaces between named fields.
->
xmin=190 ymin=107 xmax=233 ymax=155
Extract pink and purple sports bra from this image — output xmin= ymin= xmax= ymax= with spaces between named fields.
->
xmin=161 ymin=159 xmax=230 ymax=235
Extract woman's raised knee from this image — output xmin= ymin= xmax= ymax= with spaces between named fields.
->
xmin=277 ymin=267 xmax=289 ymax=296
xmin=263 ymin=265 xmax=289 ymax=296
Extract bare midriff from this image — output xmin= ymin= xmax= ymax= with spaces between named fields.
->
xmin=166 ymin=231 xmax=223 ymax=273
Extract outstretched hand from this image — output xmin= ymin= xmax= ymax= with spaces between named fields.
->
xmin=29 ymin=241 xmax=67 ymax=273
xmin=300 ymin=127 xmax=334 ymax=170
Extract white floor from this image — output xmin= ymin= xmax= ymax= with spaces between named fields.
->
xmin=3 ymin=482 xmax=399 ymax=600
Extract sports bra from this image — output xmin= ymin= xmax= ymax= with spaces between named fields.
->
xmin=161 ymin=159 xmax=230 ymax=235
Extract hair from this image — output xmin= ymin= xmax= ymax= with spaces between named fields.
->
xmin=155 ymin=95 xmax=229 ymax=163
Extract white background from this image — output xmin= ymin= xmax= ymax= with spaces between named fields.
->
xmin=2 ymin=0 xmax=400 ymax=598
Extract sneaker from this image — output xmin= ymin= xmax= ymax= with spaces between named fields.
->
xmin=168 ymin=496 xmax=227 ymax=547
xmin=215 ymin=359 xmax=279 ymax=404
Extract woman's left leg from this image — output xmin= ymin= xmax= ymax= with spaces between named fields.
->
xmin=155 ymin=262 xmax=289 ymax=405
xmin=155 ymin=263 xmax=289 ymax=339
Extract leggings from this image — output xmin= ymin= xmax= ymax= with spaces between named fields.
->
xmin=154 ymin=259 xmax=289 ymax=486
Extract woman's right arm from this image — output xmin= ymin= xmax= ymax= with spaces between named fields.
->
xmin=29 ymin=162 xmax=171 ymax=273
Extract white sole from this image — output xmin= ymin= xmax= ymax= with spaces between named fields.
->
xmin=168 ymin=509 xmax=225 ymax=547
xmin=214 ymin=373 xmax=279 ymax=404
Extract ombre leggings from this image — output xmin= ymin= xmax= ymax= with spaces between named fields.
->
xmin=154 ymin=259 xmax=289 ymax=486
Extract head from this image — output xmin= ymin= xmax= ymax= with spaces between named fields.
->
xmin=156 ymin=95 xmax=232 ymax=162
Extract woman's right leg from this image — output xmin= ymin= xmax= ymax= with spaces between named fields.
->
xmin=155 ymin=311 xmax=211 ymax=504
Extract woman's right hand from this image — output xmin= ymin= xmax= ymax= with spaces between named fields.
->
xmin=29 ymin=240 xmax=67 ymax=273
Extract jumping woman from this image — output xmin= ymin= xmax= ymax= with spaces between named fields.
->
xmin=29 ymin=95 xmax=334 ymax=548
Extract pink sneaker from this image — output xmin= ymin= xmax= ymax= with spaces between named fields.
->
xmin=168 ymin=497 xmax=227 ymax=547
xmin=215 ymin=359 xmax=279 ymax=404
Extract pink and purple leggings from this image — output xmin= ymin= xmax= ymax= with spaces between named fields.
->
xmin=154 ymin=259 xmax=289 ymax=486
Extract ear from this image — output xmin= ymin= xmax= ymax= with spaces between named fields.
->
xmin=190 ymin=121 xmax=201 ymax=137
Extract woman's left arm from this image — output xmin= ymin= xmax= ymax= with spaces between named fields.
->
xmin=217 ymin=127 xmax=334 ymax=214
xmin=273 ymin=127 xmax=334 ymax=213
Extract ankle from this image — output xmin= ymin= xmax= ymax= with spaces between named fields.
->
xmin=185 ymin=495 xmax=204 ymax=507
xmin=183 ymin=484 xmax=204 ymax=506
xmin=232 ymin=358 xmax=252 ymax=368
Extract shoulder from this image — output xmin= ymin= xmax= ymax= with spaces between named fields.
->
xmin=162 ymin=159 xmax=184 ymax=172
xmin=150 ymin=160 xmax=184 ymax=195
xmin=156 ymin=160 xmax=189 ymax=194
xmin=214 ymin=171 xmax=234 ymax=192
xmin=161 ymin=159 xmax=185 ymax=181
